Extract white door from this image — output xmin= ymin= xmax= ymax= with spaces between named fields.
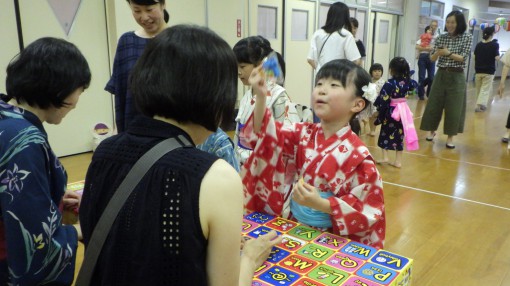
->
xmin=284 ymin=0 xmax=316 ymax=106
xmin=249 ymin=0 xmax=283 ymax=54
xmin=367 ymin=12 xmax=398 ymax=75
xmin=18 ymin=1 xmax=114 ymax=156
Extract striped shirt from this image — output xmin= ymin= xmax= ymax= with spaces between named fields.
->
xmin=432 ymin=32 xmax=473 ymax=68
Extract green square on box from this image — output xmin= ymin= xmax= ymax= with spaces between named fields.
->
xmin=307 ymin=264 xmax=349 ymax=285
xmin=287 ymin=225 xmax=321 ymax=241
xmin=297 ymin=243 xmax=335 ymax=262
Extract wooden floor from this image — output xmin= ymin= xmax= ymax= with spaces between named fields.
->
xmin=60 ymin=79 xmax=510 ymax=285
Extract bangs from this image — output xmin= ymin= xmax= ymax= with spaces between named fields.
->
xmin=233 ymin=45 xmax=251 ymax=64
xmin=315 ymin=60 xmax=357 ymax=88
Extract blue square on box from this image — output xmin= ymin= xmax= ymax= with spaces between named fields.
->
xmin=259 ymin=266 xmax=300 ymax=285
xmin=355 ymin=263 xmax=397 ymax=285
xmin=247 ymin=226 xmax=282 ymax=239
xmin=245 ymin=212 xmax=275 ymax=224
xmin=266 ymin=246 xmax=290 ymax=263
xmin=340 ymin=241 xmax=378 ymax=260
xmin=370 ymin=250 xmax=410 ymax=271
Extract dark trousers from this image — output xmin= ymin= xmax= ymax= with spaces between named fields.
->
xmin=506 ymin=110 xmax=510 ymax=129
xmin=420 ymin=69 xmax=466 ymax=135
xmin=418 ymin=53 xmax=436 ymax=98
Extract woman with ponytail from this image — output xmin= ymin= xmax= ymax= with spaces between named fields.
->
xmin=473 ymin=26 xmax=500 ymax=112
xmin=105 ymin=0 xmax=169 ymax=133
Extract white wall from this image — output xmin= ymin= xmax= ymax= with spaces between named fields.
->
xmin=0 ymin=1 xmax=20 ymax=94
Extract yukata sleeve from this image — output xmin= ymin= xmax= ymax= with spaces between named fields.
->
xmin=241 ymin=108 xmax=303 ymax=215
xmin=271 ymin=91 xmax=291 ymax=123
xmin=374 ymin=82 xmax=392 ymax=125
xmin=328 ymin=158 xmax=385 ymax=249
xmin=213 ymin=131 xmax=240 ymax=173
xmin=0 ymin=143 xmax=77 ymax=285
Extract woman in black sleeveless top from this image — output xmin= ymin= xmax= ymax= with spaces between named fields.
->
xmin=80 ymin=25 xmax=281 ymax=286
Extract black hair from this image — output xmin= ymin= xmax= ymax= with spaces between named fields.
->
xmin=389 ymin=57 xmax=410 ymax=79
xmin=350 ymin=17 xmax=359 ymax=28
xmin=424 ymin=25 xmax=431 ymax=33
xmin=233 ymin=36 xmax=286 ymax=81
xmin=369 ymin=63 xmax=384 ymax=77
xmin=127 ymin=0 xmax=169 ymax=23
xmin=5 ymin=37 xmax=91 ymax=109
xmin=315 ymin=59 xmax=371 ymax=117
xmin=130 ymin=25 xmax=237 ymax=132
xmin=482 ymin=26 xmax=495 ymax=41
xmin=322 ymin=2 xmax=352 ymax=35
xmin=446 ymin=10 xmax=467 ymax=35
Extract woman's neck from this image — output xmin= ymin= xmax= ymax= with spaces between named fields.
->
xmin=153 ymin=115 xmax=212 ymax=145
xmin=137 ymin=24 xmax=167 ymax=38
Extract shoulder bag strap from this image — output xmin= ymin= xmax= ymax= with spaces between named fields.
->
xmin=318 ymin=33 xmax=332 ymax=59
xmin=75 ymin=134 xmax=192 ymax=286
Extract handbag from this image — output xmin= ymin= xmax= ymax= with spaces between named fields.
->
xmin=75 ymin=134 xmax=192 ymax=286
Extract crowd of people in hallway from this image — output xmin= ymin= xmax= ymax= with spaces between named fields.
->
xmin=1 ymin=0 xmax=510 ymax=285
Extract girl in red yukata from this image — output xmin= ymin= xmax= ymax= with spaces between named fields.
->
xmin=241 ymin=59 xmax=386 ymax=249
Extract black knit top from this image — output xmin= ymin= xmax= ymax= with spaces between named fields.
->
xmin=80 ymin=116 xmax=218 ymax=285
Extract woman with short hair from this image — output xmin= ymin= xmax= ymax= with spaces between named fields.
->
xmin=420 ymin=10 xmax=473 ymax=149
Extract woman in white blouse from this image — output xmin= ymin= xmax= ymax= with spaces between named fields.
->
xmin=307 ymin=2 xmax=361 ymax=73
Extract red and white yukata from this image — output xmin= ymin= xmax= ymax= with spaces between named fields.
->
xmin=241 ymin=108 xmax=386 ymax=249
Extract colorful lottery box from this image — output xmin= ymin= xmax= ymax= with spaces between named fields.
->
xmin=244 ymin=212 xmax=413 ymax=286
xmin=67 ymin=180 xmax=85 ymax=196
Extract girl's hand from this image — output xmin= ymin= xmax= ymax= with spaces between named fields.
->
xmin=63 ymin=190 xmax=81 ymax=210
xmin=292 ymin=179 xmax=328 ymax=212
xmin=248 ymin=66 xmax=267 ymax=98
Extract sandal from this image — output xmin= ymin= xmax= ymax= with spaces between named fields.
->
xmin=446 ymin=143 xmax=456 ymax=149
xmin=502 ymin=137 xmax=509 ymax=143
xmin=426 ymin=132 xmax=436 ymax=142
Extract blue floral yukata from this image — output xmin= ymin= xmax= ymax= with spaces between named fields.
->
xmin=0 ymin=99 xmax=78 ymax=285
xmin=374 ymin=78 xmax=418 ymax=151
xmin=197 ymin=128 xmax=240 ymax=172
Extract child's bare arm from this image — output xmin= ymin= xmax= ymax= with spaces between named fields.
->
xmin=248 ymin=66 xmax=267 ymax=134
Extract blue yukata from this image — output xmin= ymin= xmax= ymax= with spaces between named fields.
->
xmin=374 ymin=78 xmax=418 ymax=151
xmin=105 ymin=31 xmax=151 ymax=132
xmin=197 ymin=128 xmax=240 ymax=172
xmin=0 ymin=99 xmax=78 ymax=285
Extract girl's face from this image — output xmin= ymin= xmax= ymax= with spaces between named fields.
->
xmin=372 ymin=70 xmax=382 ymax=81
xmin=312 ymin=77 xmax=363 ymax=123
xmin=130 ymin=3 xmax=166 ymax=36
xmin=46 ymin=87 xmax=83 ymax=125
xmin=445 ymin=15 xmax=457 ymax=35
xmin=352 ymin=26 xmax=358 ymax=37
xmin=238 ymin=63 xmax=255 ymax=86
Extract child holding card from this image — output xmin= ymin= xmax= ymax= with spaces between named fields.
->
xmin=242 ymin=59 xmax=386 ymax=249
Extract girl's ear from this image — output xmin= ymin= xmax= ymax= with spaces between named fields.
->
xmin=351 ymin=97 xmax=366 ymax=113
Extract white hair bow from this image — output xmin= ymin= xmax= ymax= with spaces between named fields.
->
xmin=361 ymin=82 xmax=378 ymax=103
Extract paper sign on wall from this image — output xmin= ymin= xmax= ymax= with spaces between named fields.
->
xmin=47 ymin=0 xmax=82 ymax=36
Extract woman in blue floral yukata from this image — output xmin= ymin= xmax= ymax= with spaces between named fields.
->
xmin=0 ymin=38 xmax=91 ymax=285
